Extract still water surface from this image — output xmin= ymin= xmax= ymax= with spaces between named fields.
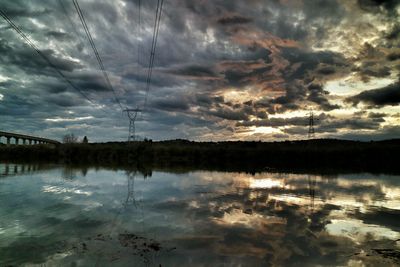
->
xmin=0 ymin=163 xmax=399 ymax=266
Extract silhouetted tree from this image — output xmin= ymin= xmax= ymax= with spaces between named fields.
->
xmin=63 ymin=133 xmax=78 ymax=144
xmin=82 ymin=136 xmax=88 ymax=144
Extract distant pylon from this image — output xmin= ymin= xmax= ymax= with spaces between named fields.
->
xmin=124 ymin=108 xmax=142 ymax=142
xmin=308 ymin=110 xmax=315 ymax=139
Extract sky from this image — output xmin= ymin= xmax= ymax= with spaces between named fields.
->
xmin=0 ymin=0 xmax=399 ymax=142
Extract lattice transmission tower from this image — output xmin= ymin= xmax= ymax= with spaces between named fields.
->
xmin=307 ymin=175 xmax=316 ymax=212
xmin=124 ymin=108 xmax=142 ymax=142
xmin=308 ymin=110 xmax=315 ymax=139
xmin=124 ymin=171 xmax=137 ymax=208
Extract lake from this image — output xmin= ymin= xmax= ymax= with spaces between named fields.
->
xmin=0 ymin=163 xmax=399 ymax=266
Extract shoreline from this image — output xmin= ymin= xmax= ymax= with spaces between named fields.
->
xmin=1 ymin=138 xmax=400 ymax=174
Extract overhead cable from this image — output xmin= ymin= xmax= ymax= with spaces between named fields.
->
xmin=0 ymin=9 xmax=108 ymax=113
xmin=143 ymin=0 xmax=164 ymax=110
xmin=72 ymin=0 xmax=124 ymax=111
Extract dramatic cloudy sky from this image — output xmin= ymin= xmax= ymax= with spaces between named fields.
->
xmin=0 ymin=0 xmax=399 ymax=142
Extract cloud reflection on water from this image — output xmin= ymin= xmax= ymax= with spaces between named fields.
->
xmin=0 ymin=164 xmax=399 ymax=266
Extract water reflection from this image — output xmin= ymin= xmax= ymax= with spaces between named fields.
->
xmin=0 ymin=163 xmax=399 ymax=266
xmin=124 ymin=171 xmax=138 ymax=208
xmin=0 ymin=163 xmax=56 ymax=177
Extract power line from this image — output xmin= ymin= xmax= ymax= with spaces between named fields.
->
xmin=143 ymin=0 xmax=164 ymax=110
xmin=137 ymin=0 xmax=144 ymax=121
xmin=144 ymin=0 xmax=163 ymax=108
xmin=72 ymin=0 xmax=124 ymax=111
xmin=56 ymin=0 xmax=86 ymax=46
xmin=0 ymin=9 xmax=108 ymax=113
xmin=137 ymin=0 xmax=141 ymax=89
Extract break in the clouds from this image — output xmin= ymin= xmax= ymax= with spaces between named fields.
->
xmin=0 ymin=0 xmax=399 ymax=142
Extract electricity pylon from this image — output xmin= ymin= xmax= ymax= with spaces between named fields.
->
xmin=308 ymin=110 xmax=315 ymax=139
xmin=307 ymin=175 xmax=316 ymax=212
xmin=124 ymin=170 xmax=137 ymax=208
xmin=124 ymin=108 xmax=142 ymax=142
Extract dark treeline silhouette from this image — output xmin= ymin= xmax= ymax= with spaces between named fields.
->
xmin=1 ymin=139 xmax=400 ymax=174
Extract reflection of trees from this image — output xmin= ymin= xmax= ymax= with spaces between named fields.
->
xmin=0 ymin=163 xmax=91 ymax=180
xmin=81 ymin=167 xmax=88 ymax=177
xmin=61 ymin=167 xmax=77 ymax=180
xmin=61 ymin=166 xmax=89 ymax=180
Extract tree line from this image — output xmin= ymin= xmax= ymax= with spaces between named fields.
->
xmin=1 ymin=139 xmax=399 ymax=174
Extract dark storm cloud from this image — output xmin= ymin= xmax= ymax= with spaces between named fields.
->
xmin=321 ymin=112 xmax=384 ymax=131
xmin=387 ymin=53 xmax=400 ymax=61
xmin=361 ymin=66 xmax=391 ymax=79
xmin=122 ymin=68 xmax=182 ymax=89
xmin=368 ymin=112 xmax=387 ymax=120
xmin=346 ymin=82 xmax=400 ymax=107
xmin=281 ymin=47 xmax=349 ymax=80
xmin=236 ymin=116 xmax=308 ymax=128
xmin=197 ymin=94 xmax=223 ymax=104
xmin=208 ymin=108 xmax=249 ymax=121
xmin=352 ymin=55 xmax=392 ymax=82
xmin=386 ymin=24 xmax=400 ymax=41
xmin=357 ymin=0 xmax=400 ymax=15
xmin=1 ymin=4 xmax=50 ymax=19
xmin=167 ymin=65 xmax=220 ymax=80
xmin=217 ymin=15 xmax=252 ymax=25
xmin=72 ymin=73 xmax=111 ymax=92
xmin=0 ymin=0 xmax=399 ymax=141
xmin=152 ymin=96 xmax=190 ymax=111
xmin=332 ymin=125 xmax=400 ymax=141
xmin=36 ymin=80 xmax=69 ymax=94
xmin=0 ymin=39 xmax=82 ymax=74
xmin=238 ymin=46 xmax=350 ymax=112
xmin=318 ymin=66 xmax=336 ymax=75
xmin=237 ymin=112 xmax=385 ymax=134
xmin=317 ymin=118 xmax=383 ymax=133
xmin=45 ymin=31 xmax=72 ymax=41
xmin=44 ymin=93 xmax=86 ymax=107
xmin=307 ymin=83 xmax=341 ymax=111
xmin=0 ymin=94 xmax=38 ymax=116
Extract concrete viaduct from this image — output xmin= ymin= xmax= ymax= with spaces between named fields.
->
xmin=0 ymin=131 xmax=60 ymax=145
